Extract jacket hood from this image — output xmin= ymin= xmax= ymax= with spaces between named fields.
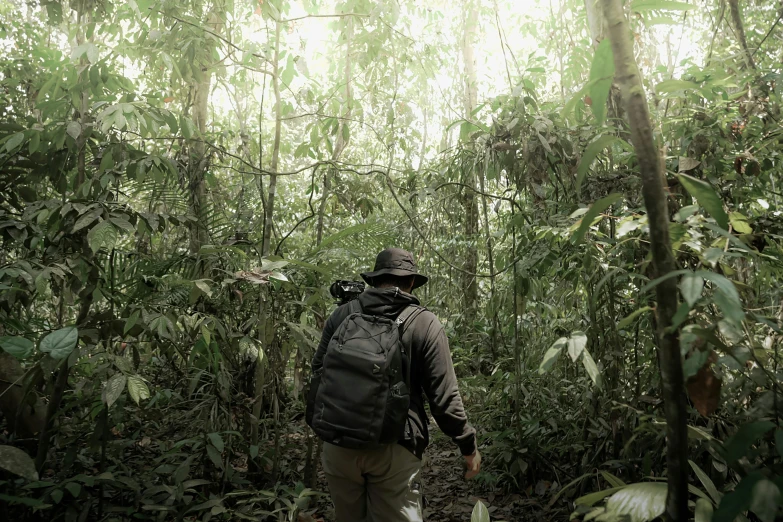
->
xmin=357 ymin=287 xmax=420 ymax=318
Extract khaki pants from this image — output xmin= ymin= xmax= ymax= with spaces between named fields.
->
xmin=321 ymin=442 xmax=423 ymax=522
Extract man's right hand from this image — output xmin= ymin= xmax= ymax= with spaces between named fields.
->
xmin=464 ymin=450 xmax=481 ymax=479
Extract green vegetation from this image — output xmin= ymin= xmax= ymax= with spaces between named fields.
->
xmin=0 ymin=0 xmax=781 ymax=520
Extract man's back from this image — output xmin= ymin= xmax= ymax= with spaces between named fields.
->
xmin=308 ymin=248 xmax=479 ymax=522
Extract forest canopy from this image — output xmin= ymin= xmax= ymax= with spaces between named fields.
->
xmin=0 ymin=0 xmax=782 ymax=521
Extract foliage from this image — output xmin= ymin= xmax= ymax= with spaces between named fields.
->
xmin=0 ymin=0 xmax=781 ymax=520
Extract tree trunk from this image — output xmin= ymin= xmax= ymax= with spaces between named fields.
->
xmin=261 ymin=20 xmax=283 ymax=257
xmin=189 ymin=11 xmax=223 ymax=254
xmin=461 ymin=0 xmax=479 ymax=334
xmin=728 ymin=0 xmax=756 ymax=70
xmin=602 ymin=1 xmax=688 ymax=520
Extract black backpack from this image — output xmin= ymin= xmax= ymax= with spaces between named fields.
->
xmin=306 ymin=301 xmax=423 ymax=449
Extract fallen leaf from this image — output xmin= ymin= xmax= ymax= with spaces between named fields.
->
xmin=687 ymin=363 xmax=722 ymax=416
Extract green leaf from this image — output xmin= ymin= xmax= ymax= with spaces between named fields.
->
xmin=588 ymin=39 xmax=615 ymax=125
xmin=695 ymin=498 xmax=714 ymax=522
xmin=712 ymin=289 xmax=745 ymax=324
xmin=281 ymin=53 xmax=296 ymax=86
xmin=605 ymin=483 xmax=667 ymax=522
xmin=617 ymin=306 xmax=652 ymax=329
xmin=180 ymin=115 xmax=194 ymax=139
xmin=567 ymin=331 xmax=587 ymax=362
xmin=268 ymin=271 xmax=288 ymax=282
xmin=0 ymin=336 xmax=35 ymax=359
xmin=575 ymin=486 xmax=626 ymax=506
xmin=680 ymin=272 xmax=704 ymax=307
xmin=103 ymin=373 xmax=127 ymax=408
xmin=72 ymin=208 xmax=102 ymax=233
xmin=571 ymin=193 xmax=623 ymax=244
xmin=677 ymin=174 xmax=728 ymax=230
xmin=689 ymin=459 xmax=721 ymax=504
xmin=729 ymin=212 xmax=752 ymax=234
xmin=28 ymin=131 xmax=40 ymax=153
xmin=87 ymin=220 xmax=118 ymax=253
xmin=714 ymin=473 xmax=762 ymax=522
xmin=775 ymin=428 xmax=783 ymax=459
xmin=206 ymin=444 xmax=223 ymax=469
xmin=724 ymin=421 xmax=775 ymax=462
xmin=632 ymin=0 xmax=697 ymax=11
xmin=600 ymin=471 xmax=627 ymax=488
xmin=194 ymin=280 xmax=212 ymax=297
xmin=538 ymin=338 xmax=566 ymax=374
xmin=0 ymin=445 xmax=38 ymax=480
xmin=655 ymin=79 xmax=700 ymax=94
xmin=750 ymin=479 xmax=780 ymax=522
xmin=576 ymin=135 xmax=622 ymax=193
xmin=5 ymin=132 xmax=25 ymax=152
xmin=127 ymin=375 xmax=150 ymax=405
xmin=582 ymin=349 xmax=602 ymax=388
xmin=39 ymin=327 xmax=78 ymax=360
xmin=124 ymin=310 xmax=140 ymax=335
xmin=208 ymin=433 xmax=225 ymax=453
xmin=66 ymin=121 xmax=81 ymax=140
xmin=99 ymin=150 xmax=114 ymax=172
xmin=470 ymin=500 xmax=490 ymax=522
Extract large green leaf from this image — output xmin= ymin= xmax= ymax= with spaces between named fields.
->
xmin=0 ymin=336 xmax=34 ymax=359
xmin=575 ymin=486 xmax=626 ymax=506
xmin=39 ymin=327 xmax=78 ymax=360
xmin=470 ymin=500 xmax=490 ymax=522
xmin=605 ymin=483 xmax=667 ymax=522
xmin=680 ymin=272 xmax=704 ymax=307
xmin=0 ymin=445 xmax=38 ymax=480
xmin=5 ymin=132 xmax=25 ymax=152
xmin=538 ymin=338 xmax=566 ymax=374
xmin=588 ymin=39 xmax=615 ymax=125
xmin=571 ymin=193 xmax=623 ymax=244
xmin=582 ymin=349 xmax=602 ymax=388
xmin=724 ymin=421 xmax=775 ymax=462
xmin=127 ymin=375 xmax=150 ymax=405
xmin=750 ymin=479 xmax=780 ymax=522
xmin=576 ymin=135 xmax=623 ymax=193
xmin=689 ymin=459 xmax=721 ymax=504
xmin=677 ymin=173 xmax=728 ymax=230
xmin=567 ymin=331 xmax=587 ymax=362
xmin=87 ymin=219 xmax=118 ymax=253
xmin=714 ymin=473 xmax=762 ymax=522
xmin=695 ymin=498 xmax=714 ymax=522
xmin=103 ymin=374 xmax=127 ymax=408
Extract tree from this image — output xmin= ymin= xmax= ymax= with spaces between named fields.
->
xmin=602 ymin=0 xmax=688 ymax=519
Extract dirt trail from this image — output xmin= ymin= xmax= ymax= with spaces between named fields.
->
xmin=307 ymin=426 xmax=555 ymax=522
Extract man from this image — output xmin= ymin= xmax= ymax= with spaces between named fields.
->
xmin=308 ymin=248 xmax=480 ymax=522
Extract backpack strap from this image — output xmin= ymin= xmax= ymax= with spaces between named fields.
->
xmin=395 ymin=305 xmax=426 ymax=386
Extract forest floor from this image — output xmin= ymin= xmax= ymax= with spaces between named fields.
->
xmin=301 ymin=424 xmax=565 ymax=522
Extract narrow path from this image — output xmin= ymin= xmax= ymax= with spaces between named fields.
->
xmin=306 ymin=423 xmax=561 ymax=522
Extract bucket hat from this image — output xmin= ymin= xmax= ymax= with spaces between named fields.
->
xmin=360 ymin=248 xmax=429 ymax=289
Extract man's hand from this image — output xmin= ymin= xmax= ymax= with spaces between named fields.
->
xmin=464 ymin=450 xmax=481 ymax=479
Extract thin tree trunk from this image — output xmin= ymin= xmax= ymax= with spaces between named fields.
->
xmin=261 ymin=20 xmax=283 ymax=257
xmin=189 ymin=12 xmax=223 ymax=254
xmin=602 ymin=1 xmax=688 ymax=520
xmin=728 ymin=0 xmax=756 ymax=70
xmin=461 ymin=0 xmax=479 ymax=333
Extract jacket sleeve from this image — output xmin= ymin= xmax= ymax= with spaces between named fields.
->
xmin=419 ymin=315 xmax=477 ymax=456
